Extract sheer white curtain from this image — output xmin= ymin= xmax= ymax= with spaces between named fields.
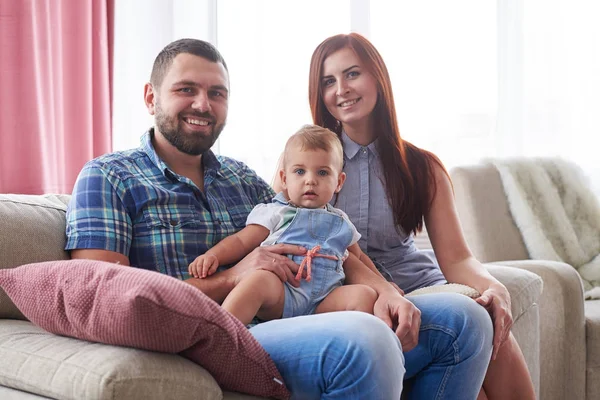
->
xmin=113 ymin=0 xmax=600 ymax=190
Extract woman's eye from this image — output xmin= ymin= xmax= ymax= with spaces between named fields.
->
xmin=347 ymin=71 xmax=359 ymax=78
xmin=322 ymin=78 xmax=335 ymax=87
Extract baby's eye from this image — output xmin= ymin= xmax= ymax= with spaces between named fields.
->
xmin=318 ymin=170 xmax=329 ymax=176
xmin=294 ymin=169 xmax=305 ymax=175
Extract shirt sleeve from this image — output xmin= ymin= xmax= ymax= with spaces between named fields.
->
xmin=245 ymin=203 xmax=282 ymax=232
xmin=65 ymin=162 xmax=132 ymax=256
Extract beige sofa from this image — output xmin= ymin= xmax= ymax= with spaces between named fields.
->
xmin=451 ymin=163 xmax=594 ymax=400
xmin=0 ymin=193 xmax=544 ymax=399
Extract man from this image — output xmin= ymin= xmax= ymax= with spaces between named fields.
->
xmin=66 ymin=38 xmax=492 ymax=399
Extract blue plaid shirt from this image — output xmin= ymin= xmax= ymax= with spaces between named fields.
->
xmin=66 ymin=130 xmax=274 ymax=279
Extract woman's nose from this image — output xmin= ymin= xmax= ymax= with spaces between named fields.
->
xmin=336 ymin=81 xmax=350 ymax=96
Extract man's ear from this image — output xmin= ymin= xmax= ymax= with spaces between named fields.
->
xmin=144 ymin=83 xmax=156 ymax=115
xmin=279 ymin=169 xmax=287 ymax=190
xmin=335 ymin=171 xmax=346 ymax=193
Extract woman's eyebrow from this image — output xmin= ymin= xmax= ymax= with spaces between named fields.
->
xmin=321 ymin=65 xmax=360 ymax=80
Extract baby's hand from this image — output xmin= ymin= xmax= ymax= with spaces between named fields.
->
xmin=189 ymin=253 xmax=219 ymax=278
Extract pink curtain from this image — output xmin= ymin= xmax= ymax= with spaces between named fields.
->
xmin=0 ymin=0 xmax=113 ymax=194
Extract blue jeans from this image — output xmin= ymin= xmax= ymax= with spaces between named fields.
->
xmin=250 ymin=293 xmax=492 ymax=400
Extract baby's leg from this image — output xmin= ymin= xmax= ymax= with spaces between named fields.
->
xmin=315 ymin=284 xmax=377 ymax=314
xmin=221 ymin=270 xmax=285 ymax=325
xmin=481 ymin=332 xmax=536 ymax=400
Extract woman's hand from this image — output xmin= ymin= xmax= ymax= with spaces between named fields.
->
xmin=475 ymin=282 xmax=513 ymax=360
xmin=229 ymin=243 xmax=306 ymax=287
xmin=373 ymin=290 xmax=421 ymax=351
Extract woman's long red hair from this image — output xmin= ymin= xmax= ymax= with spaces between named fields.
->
xmin=309 ymin=33 xmax=448 ymax=235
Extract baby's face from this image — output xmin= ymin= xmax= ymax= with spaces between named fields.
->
xmin=280 ymin=146 xmax=345 ymax=209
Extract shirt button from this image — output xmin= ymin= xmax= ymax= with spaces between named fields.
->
xmin=169 ymin=220 xmax=178 ymax=226
xmin=362 ymin=148 xmax=367 ymax=154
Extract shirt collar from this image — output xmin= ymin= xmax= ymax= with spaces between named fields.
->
xmin=341 ymin=131 xmax=379 ymax=160
xmin=273 ymin=192 xmax=289 ymax=205
xmin=140 ymin=128 xmax=221 ymax=179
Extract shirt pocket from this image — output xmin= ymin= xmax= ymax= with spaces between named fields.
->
xmin=139 ymin=205 xmax=201 ymax=233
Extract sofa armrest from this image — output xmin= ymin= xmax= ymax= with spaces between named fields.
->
xmin=489 ymin=260 xmax=585 ymax=400
xmin=485 ymin=263 xmax=542 ymax=398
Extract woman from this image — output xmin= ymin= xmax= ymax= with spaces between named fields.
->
xmin=306 ymin=33 xmax=535 ymax=400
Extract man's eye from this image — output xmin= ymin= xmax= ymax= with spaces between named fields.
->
xmin=209 ymin=90 xmax=223 ymax=97
xmin=318 ymin=170 xmax=329 ymax=176
xmin=179 ymin=87 xmax=193 ymax=93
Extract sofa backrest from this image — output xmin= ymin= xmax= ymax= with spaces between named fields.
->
xmin=0 ymin=194 xmax=71 ymax=319
xmin=450 ymin=163 xmax=530 ymax=262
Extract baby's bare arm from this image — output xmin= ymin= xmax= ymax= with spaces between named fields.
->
xmin=207 ymin=224 xmax=270 ymax=265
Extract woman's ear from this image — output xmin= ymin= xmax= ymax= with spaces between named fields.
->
xmin=335 ymin=171 xmax=346 ymax=193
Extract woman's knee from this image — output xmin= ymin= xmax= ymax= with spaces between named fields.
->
xmin=411 ymin=293 xmax=493 ymax=350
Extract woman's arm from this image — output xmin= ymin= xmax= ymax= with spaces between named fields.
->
xmin=424 ymin=163 xmax=512 ymax=358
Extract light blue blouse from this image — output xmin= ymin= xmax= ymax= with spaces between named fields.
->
xmin=332 ymin=132 xmax=446 ymax=293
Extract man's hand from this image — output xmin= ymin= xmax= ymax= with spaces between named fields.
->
xmin=229 ymin=244 xmax=306 ymax=287
xmin=189 ymin=253 xmax=219 ymax=278
xmin=373 ymin=290 xmax=421 ymax=351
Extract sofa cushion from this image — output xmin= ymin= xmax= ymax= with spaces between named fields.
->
xmin=0 ymin=260 xmax=289 ymax=400
xmin=0 ymin=320 xmax=222 ymax=400
xmin=0 ymin=194 xmax=71 ymax=320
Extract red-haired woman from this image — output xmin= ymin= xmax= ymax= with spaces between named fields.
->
xmin=306 ymin=32 xmax=535 ymax=400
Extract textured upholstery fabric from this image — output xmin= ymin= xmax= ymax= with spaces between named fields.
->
xmin=452 ymin=163 xmax=590 ymax=400
xmin=585 ymin=300 xmax=600 ymax=399
xmin=0 ymin=260 xmax=289 ymax=400
xmin=0 ymin=194 xmax=70 ymax=320
xmin=0 ymin=320 xmax=222 ymax=400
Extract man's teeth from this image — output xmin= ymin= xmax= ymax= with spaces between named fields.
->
xmin=186 ymin=118 xmax=209 ymax=126
xmin=340 ymin=99 xmax=359 ymax=107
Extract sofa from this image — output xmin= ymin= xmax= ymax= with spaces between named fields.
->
xmin=0 ymin=193 xmax=544 ymax=399
xmin=450 ymin=162 xmax=594 ymax=400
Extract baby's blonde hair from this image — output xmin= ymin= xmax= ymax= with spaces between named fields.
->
xmin=283 ymin=124 xmax=344 ymax=171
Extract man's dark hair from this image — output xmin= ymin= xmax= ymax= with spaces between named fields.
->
xmin=150 ymin=38 xmax=228 ymax=88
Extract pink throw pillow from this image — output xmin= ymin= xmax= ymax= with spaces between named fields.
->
xmin=0 ymin=260 xmax=289 ymax=400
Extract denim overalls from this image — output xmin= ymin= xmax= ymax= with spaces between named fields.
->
xmin=275 ymin=204 xmax=354 ymax=318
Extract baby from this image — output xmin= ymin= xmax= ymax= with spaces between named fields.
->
xmin=189 ymin=124 xmax=378 ymax=325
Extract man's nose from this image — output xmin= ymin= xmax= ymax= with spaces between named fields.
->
xmin=192 ymin=91 xmax=211 ymax=113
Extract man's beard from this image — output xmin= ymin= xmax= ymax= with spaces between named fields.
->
xmin=155 ymin=102 xmax=225 ymax=156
